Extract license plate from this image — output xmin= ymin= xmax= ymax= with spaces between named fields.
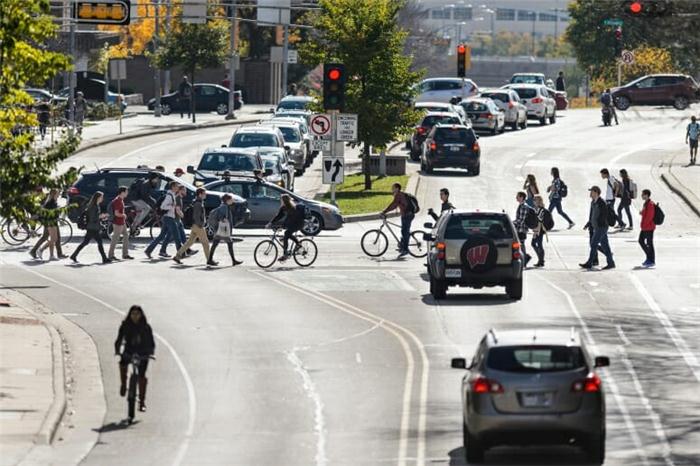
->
xmin=445 ymin=268 xmax=462 ymax=278
xmin=450 ymin=146 xmax=461 ymax=152
xmin=521 ymin=392 xmax=553 ymax=408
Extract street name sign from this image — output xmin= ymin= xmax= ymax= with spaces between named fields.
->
xmin=322 ymin=157 xmax=344 ymax=184
xmin=336 ymin=113 xmax=358 ymax=142
xmin=603 ymin=19 xmax=624 ymax=26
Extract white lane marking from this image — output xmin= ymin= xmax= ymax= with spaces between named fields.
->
xmin=616 ymin=325 xmax=632 ymax=346
xmin=615 ymin=327 xmax=676 ymax=466
xmin=628 ymin=273 xmax=700 ymax=383
xmin=11 ymin=265 xmax=196 ymax=466
xmin=690 ymin=283 xmax=700 ymax=289
xmin=253 ymin=271 xmax=419 ymax=466
xmin=588 ymin=281 xmax=599 ymax=287
xmin=524 ymin=152 xmax=536 ymax=158
xmin=539 ymin=277 xmax=650 ymax=466
xmin=355 ymin=352 xmax=362 ymax=364
xmin=286 ymin=350 xmax=328 ymax=466
xmin=99 ymin=134 xmax=195 ymax=168
xmin=609 ymin=148 xmax=640 ymax=165
xmin=515 ymin=175 xmax=524 ymax=182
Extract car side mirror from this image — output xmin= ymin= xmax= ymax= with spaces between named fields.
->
xmin=424 ymin=222 xmax=433 ymax=229
xmin=288 ymin=160 xmax=295 ymax=166
xmin=499 ymin=109 xmax=505 ymax=112
xmin=451 ymin=357 xmax=467 ymax=369
xmin=186 ymin=165 xmax=195 ymax=174
xmin=284 ymin=145 xmax=290 ymax=151
xmin=221 ymin=144 xmax=226 ymax=148
xmin=594 ymin=356 xmax=610 ymax=368
xmin=423 ymin=232 xmax=434 ymax=242
xmin=264 ymin=168 xmax=273 ymax=177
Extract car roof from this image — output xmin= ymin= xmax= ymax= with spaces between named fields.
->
xmin=504 ymin=83 xmax=543 ymax=89
xmin=279 ymin=95 xmax=314 ymax=102
xmin=448 ymin=209 xmax=508 ymax=216
xmin=512 ymin=73 xmax=545 ymax=77
xmin=415 ymin=101 xmax=451 ymax=106
xmin=434 ymin=123 xmax=470 ymax=129
xmin=422 ymin=77 xmax=474 ymax=83
xmin=202 ymin=147 xmax=258 ymax=156
xmin=264 ymin=121 xmax=299 ymax=129
xmin=481 ymin=88 xmax=512 ymax=95
xmin=462 ymin=97 xmax=492 ymax=104
xmin=235 ymin=126 xmax=280 ymax=133
xmin=423 ymin=111 xmax=461 ymax=117
xmin=484 ymin=328 xmax=582 ymax=348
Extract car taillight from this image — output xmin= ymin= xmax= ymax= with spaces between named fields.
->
xmin=436 ymin=241 xmax=446 ymax=260
xmin=67 ymin=186 xmax=79 ymax=196
xmin=472 ymin=377 xmax=504 ymax=394
xmin=417 ymin=126 xmax=426 ymax=135
xmin=531 ymin=97 xmax=543 ymax=104
xmin=485 ymin=113 xmax=493 ymax=119
xmin=472 ymin=142 xmax=479 ymax=152
xmin=512 ymin=241 xmax=521 ymax=260
xmin=572 ymin=373 xmax=601 ymax=393
xmin=430 ymin=142 xmax=437 ymax=150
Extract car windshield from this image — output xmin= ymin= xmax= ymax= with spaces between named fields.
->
xmin=511 ymin=75 xmax=543 ymax=84
xmin=422 ymin=115 xmax=460 ymax=127
xmin=513 ymin=88 xmax=537 ymax=99
xmin=487 ymin=346 xmax=586 ymax=373
xmin=277 ymin=100 xmax=310 ymax=111
xmin=277 ymin=126 xmax=301 ymax=142
xmin=435 ymin=128 xmax=474 ymax=143
xmin=262 ymin=157 xmax=281 ymax=173
xmin=445 ymin=215 xmax=512 ymax=240
xmin=464 ymin=102 xmax=489 ymax=112
xmin=482 ymin=93 xmax=508 ymax=103
xmin=198 ymin=153 xmax=257 ymax=172
xmin=231 ymin=133 xmax=278 ymax=148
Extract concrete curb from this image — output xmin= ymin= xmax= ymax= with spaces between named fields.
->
xmin=342 ymin=171 xmax=421 ymax=223
xmin=38 ymin=324 xmax=66 ymax=445
xmin=660 ymin=172 xmax=700 ymax=217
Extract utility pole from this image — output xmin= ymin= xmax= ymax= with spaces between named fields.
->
xmin=163 ymin=0 xmax=172 ymax=94
xmin=282 ymin=23 xmax=289 ymax=96
xmin=226 ymin=1 xmax=238 ymax=120
xmin=68 ymin=18 xmax=76 ymax=135
xmin=153 ymin=0 xmax=162 ymax=117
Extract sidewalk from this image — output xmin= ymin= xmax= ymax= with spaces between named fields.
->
xmin=660 ymin=151 xmax=700 ymax=217
xmin=0 ymin=295 xmax=63 ymax=466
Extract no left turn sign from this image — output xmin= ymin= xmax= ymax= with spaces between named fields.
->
xmin=310 ymin=114 xmax=331 ymax=136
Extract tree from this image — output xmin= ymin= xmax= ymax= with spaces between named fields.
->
xmin=0 ymin=0 xmax=80 ymax=223
xmin=154 ymin=21 xmax=228 ymax=122
xmin=301 ymin=0 xmax=422 ymax=189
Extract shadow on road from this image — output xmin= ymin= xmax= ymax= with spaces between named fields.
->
xmin=93 ymin=419 xmax=139 ymax=433
xmin=448 ymin=444 xmax=593 ymax=465
xmin=421 ymin=292 xmax=515 ymax=306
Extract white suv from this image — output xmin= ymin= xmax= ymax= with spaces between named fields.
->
xmin=416 ymin=78 xmax=479 ymax=104
xmin=502 ymin=84 xmax=556 ymax=126
xmin=480 ymin=89 xmax=528 ymax=130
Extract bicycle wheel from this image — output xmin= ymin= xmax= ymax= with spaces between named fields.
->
xmin=0 ymin=219 xmax=21 ymax=246
xmin=360 ymin=229 xmax=388 ymax=257
xmin=58 ymin=218 xmax=73 ymax=245
xmin=407 ymin=231 xmax=428 ymax=258
xmin=149 ymin=217 xmax=162 ymax=239
xmin=254 ymin=240 xmax=278 ymax=268
xmin=6 ymin=219 xmax=39 ymax=245
xmin=293 ymin=239 xmax=318 ymax=267
xmin=127 ymin=373 xmax=137 ymax=422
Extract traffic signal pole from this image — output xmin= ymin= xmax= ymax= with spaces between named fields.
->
xmin=226 ymin=1 xmax=238 ymax=120
xmin=329 ymin=109 xmax=338 ymax=206
xmin=154 ymin=0 xmax=162 ymax=117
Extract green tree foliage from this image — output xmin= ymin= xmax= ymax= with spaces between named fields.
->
xmin=566 ymin=0 xmax=699 ymax=77
xmin=154 ymin=21 xmax=228 ymax=122
xmin=301 ymin=0 xmax=422 ymax=189
xmin=0 ymin=0 xmax=80 ymax=223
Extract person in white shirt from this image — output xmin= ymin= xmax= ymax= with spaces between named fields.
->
xmin=144 ymin=182 xmax=183 ymax=258
xmin=600 ymin=168 xmax=620 ymax=227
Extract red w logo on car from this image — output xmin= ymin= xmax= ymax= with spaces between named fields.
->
xmin=466 ymin=244 xmax=489 ymax=268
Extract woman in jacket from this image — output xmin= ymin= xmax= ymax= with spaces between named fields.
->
xmin=36 ymin=189 xmax=60 ymax=261
xmin=530 ymin=195 xmax=547 ymax=267
xmin=70 ymin=191 xmax=111 ymax=263
xmin=208 ymin=194 xmax=242 ymax=267
xmin=617 ymin=169 xmax=634 ymax=230
xmin=114 ymin=305 xmax=155 ymax=412
xmin=638 ymin=189 xmax=656 ymax=267
xmin=523 ymin=174 xmax=539 ymax=208
xmin=546 ymin=167 xmax=574 ymax=229
xmin=267 ymin=194 xmax=305 ymax=262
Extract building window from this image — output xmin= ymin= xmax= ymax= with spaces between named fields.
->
xmin=453 ymin=6 xmax=473 ymax=21
xmin=559 ymin=16 xmax=570 ymax=22
xmin=496 ymin=8 xmax=515 ymax=21
xmin=431 ymin=8 xmax=451 ymax=20
xmin=539 ymin=12 xmax=557 ymax=22
xmin=517 ymin=10 xmax=536 ymax=21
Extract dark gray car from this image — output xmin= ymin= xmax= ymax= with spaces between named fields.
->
xmin=452 ymin=328 xmax=609 ymax=464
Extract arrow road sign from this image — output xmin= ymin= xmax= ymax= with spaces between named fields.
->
xmin=322 ymin=157 xmax=344 ymax=184
xmin=310 ymin=114 xmax=331 ymax=137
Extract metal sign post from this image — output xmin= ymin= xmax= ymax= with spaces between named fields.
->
xmin=110 ymin=59 xmax=127 ymax=134
xmin=330 ymin=110 xmax=338 ymax=205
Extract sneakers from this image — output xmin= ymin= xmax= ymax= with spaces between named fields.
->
xmin=206 ymin=260 xmax=219 ymax=266
xmin=524 ymin=254 xmax=532 ymax=267
xmin=568 ymin=222 xmax=575 ymax=229
xmin=642 ymin=260 xmax=656 ymax=268
xmin=602 ymin=263 xmax=616 ymax=270
xmin=69 ymin=255 xmax=78 ymax=263
xmin=173 ymin=256 xmax=182 ymax=264
xmin=158 ymin=251 xmax=170 ymax=258
xmin=579 ymin=262 xmax=593 ymax=269
xmin=186 ymin=249 xmax=198 ymax=257
xmin=232 ymin=259 xmax=243 ymax=266
xmin=278 ymin=254 xmax=289 ymax=262
xmin=145 ymin=250 xmax=152 ymax=259
xmin=29 ymin=250 xmax=37 ymax=259
xmin=102 ymin=257 xmax=113 ymax=264
xmin=398 ymin=250 xmax=408 ymax=258
xmin=534 ymin=261 xmax=544 ymax=268
xmin=123 ymin=255 xmax=134 ymax=260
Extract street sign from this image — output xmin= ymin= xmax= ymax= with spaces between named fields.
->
xmin=182 ymin=0 xmax=206 ymax=24
xmin=336 ymin=113 xmax=358 ymax=142
xmin=109 ymin=59 xmax=127 ymax=80
xmin=288 ymin=49 xmax=298 ymax=64
xmin=75 ymin=1 xmax=130 ymax=25
xmin=322 ymin=157 xmax=344 ymax=184
xmin=310 ymin=114 xmax=332 ymax=136
xmin=620 ymin=49 xmax=635 ymax=65
xmin=311 ymin=138 xmax=331 ymax=152
xmin=258 ymin=0 xmax=290 ymax=25
xmin=270 ymin=46 xmax=284 ymax=64
xmin=603 ymin=18 xmax=624 ymax=26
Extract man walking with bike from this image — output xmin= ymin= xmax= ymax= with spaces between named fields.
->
xmin=127 ymin=173 xmax=159 ymax=236
xmin=381 ymin=183 xmax=418 ymax=258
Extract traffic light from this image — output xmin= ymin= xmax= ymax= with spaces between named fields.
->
xmin=623 ymin=0 xmax=672 ymax=17
xmin=74 ymin=1 xmax=130 ymax=25
xmin=457 ymin=44 xmax=470 ymax=78
xmin=323 ymin=64 xmax=346 ymax=111
xmin=614 ymin=27 xmax=622 ymax=57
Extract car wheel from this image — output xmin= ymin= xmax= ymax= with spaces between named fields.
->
xmin=216 ymin=103 xmax=228 ymax=115
xmin=302 ymin=212 xmax=323 ymax=236
xmin=510 ymin=120 xmax=518 ymax=131
xmin=520 ymin=117 xmax=528 ymax=129
xmin=588 ymin=432 xmax=605 ymax=465
xmin=539 ymin=115 xmax=547 ymax=125
xmin=615 ymin=96 xmax=630 ymax=111
xmin=464 ymin=422 xmax=485 ymax=464
xmin=506 ymin=277 xmax=523 ymax=300
xmin=673 ymin=95 xmax=689 ymax=110
xmin=431 ymin=276 xmax=447 ymax=300
xmin=161 ymin=103 xmax=172 ymax=115
xmin=471 ymin=162 xmax=480 ymax=176
xmin=549 ymin=112 xmax=556 ymax=124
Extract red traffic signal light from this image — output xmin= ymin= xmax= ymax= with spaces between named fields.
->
xmin=623 ymin=0 xmax=671 ymax=17
xmin=629 ymin=1 xmax=643 ymax=13
xmin=327 ymin=69 xmax=341 ymax=81
xmin=323 ymin=63 xmax=345 ymax=111
xmin=457 ymin=44 xmax=466 ymax=54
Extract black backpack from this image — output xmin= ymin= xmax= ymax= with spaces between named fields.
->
xmin=525 ymin=208 xmax=539 ymax=229
xmin=77 ymin=209 xmax=88 ymax=230
xmin=127 ymin=178 xmax=144 ymax=201
xmin=541 ymin=208 xmax=555 ymax=231
xmin=653 ymin=203 xmax=665 ymax=225
xmin=559 ymin=180 xmax=568 ymax=198
xmin=606 ymin=203 xmax=617 ymax=227
xmin=601 ymin=93 xmax=611 ymax=106
xmin=405 ymin=193 xmax=420 ymax=214
xmin=183 ymin=204 xmax=194 ymax=225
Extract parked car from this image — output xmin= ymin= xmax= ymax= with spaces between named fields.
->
xmin=258 ymin=147 xmax=295 ymax=191
xmin=502 ymin=84 xmax=556 ymax=125
xmin=275 ymin=95 xmax=315 ymax=112
xmin=415 ymin=78 xmax=479 ymax=104
xmin=202 ymin=177 xmax=343 ymax=236
xmin=188 ymin=147 xmax=264 ymax=184
xmin=25 ymin=88 xmax=66 ymax=105
xmin=147 ymin=83 xmax=243 ymax=115
xmin=260 ymin=122 xmax=309 ymax=172
xmin=420 ymin=124 xmax=481 ymax=175
xmin=58 ymin=79 xmax=127 ymax=112
xmin=66 ymin=167 xmax=249 ymax=227
xmin=546 ymin=87 xmax=569 ymax=110
xmin=460 ymin=98 xmax=506 ymax=135
xmin=509 ymin=73 xmax=546 ymax=85
xmin=611 ymin=74 xmax=700 ymax=111
xmin=451 ymin=328 xmax=609 ymax=464
xmin=424 ymin=209 xmax=522 ymax=299
xmin=479 ymin=89 xmax=528 ymax=130
xmin=414 ymin=101 xmax=468 ymax=122
xmin=410 ymin=112 xmax=464 ymax=160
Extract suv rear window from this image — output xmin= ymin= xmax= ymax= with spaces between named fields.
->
xmin=277 ymin=126 xmax=300 ymax=142
xmin=513 ymin=88 xmax=537 ymax=99
xmin=434 ymin=128 xmax=475 ymax=143
xmin=444 ymin=214 xmax=513 ymax=240
xmin=422 ymin=115 xmax=461 ymax=126
xmin=277 ymin=100 xmax=309 ymax=111
xmin=487 ymin=346 xmax=586 ymax=373
xmin=463 ymin=102 xmax=488 ymax=112
xmin=198 ymin=153 xmax=258 ymax=172
xmin=231 ymin=133 xmax=278 ymax=148
xmin=433 ymin=80 xmax=462 ymax=91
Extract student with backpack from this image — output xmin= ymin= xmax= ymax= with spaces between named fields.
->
xmin=547 ymin=167 xmax=574 ymax=229
xmin=513 ymin=192 xmax=533 ymax=267
xmin=616 ymin=169 xmax=636 ymax=230
xmin=639 ymin=189 xmax=660 ymax=268
xmin=70 ymin=191 xmax=111 ymax=264
xmin=108 ymin=186 xmax=133 ymax=260
xmin=580 ymin=186 xmax=615 ymax=270
xmin=144 ymin=182 xmax=182 ymax=259
xmin=686 ymin=115 xmax=699 ymax=165
xmin=127 ymin=174 xmax=160 ymax=236
xmin=381 ymin=183 xmax=419 ymax=258
xmin=208 ymin=194 xmax=242 ymax=266
xmin=530 ymin=195 xmax=552 ymax=267
xmin=173 ymin=188 xmax=210 ymax=265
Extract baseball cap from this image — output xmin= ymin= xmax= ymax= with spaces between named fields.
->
xmin=588 ymin=186 xmax=601 ymax=194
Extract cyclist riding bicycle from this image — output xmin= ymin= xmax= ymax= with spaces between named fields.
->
xmin=266 ymin=194 xmax=306 ymax=262
xmin=115 ymin=305 xmax=155 ymax=412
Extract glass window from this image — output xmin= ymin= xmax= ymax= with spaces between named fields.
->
xmin=434 ymin=128 xmax=474 ymax=144
xmin=511 ymin=75 xmax=543 ymax=84
xmin=200 ymin=86 xmax=216 ymax=96
xmin=431 ymin=8 xmax=450 ymax=20
xmin=487 ymin=346 xmax=586 ymax=373
xmin=419 ymin=81 xmax=433 ymax=93
xmin=464 ymin=101 xmax=488 ymax=112
xmin=518 ymin=10 xmax=536 ymax=21
xmin=496 ymin=8 xmax=515 ymax=20
xmin=513 ymin=88 xmax=537 ymax=99
xmin=433 ymin=80 xmax=461 ymax=91
xmin=481 ymin=92 xmax=508 ymax=103
xmin=231 ymin=133 xmax=279 ymax=148
xmin=445 ymin=214 xmax=513 ymax=240
xmin=636 ymin=78 xmax=655 ymax=88
xmin=198 ymin=153 xmax=258 ymax=172
xmin=262 ymin=157 xmax=281 ymax=174
xmin=539 ymin=12 xmax=557 ymax=22
xmin=276 ymin=99 xmax=310 ymax=111
xmin=277 ymin=126 xmax=301 ymax=142
xmin=453 ymin=6 xmax=472 ymax=20
xmin=217 ymin=182 xmax=244 ymax=197
xmin=422 ymin=115 xmax=461 ymax=126
xmin=249 ymin=184 xmax=281 ymax=200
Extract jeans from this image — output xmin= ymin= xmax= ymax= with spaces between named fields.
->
xmin=176 ymin=225 xmax=210 ymax=260
xmin=282 ymin=228 xmax=300 ymax=255
xmin=548 ymin=197 xmax=573 ymax=225
xmin=617 ymin=200 xmax=633 ymax=228
xmin=161 ymin=218 xmax=186 ymax=253
xmin=108 ymin=223 xmax=130 ymax=258
xmin=518 ymin=231 xmax=528 ymax=259
xmin=179 ymin=99 xmax=191 ymax=118
xmin=146 ymin=217 xmax=181 ymax=254
xmin=210 ymin=238 xmax=235 ymax=262
xmin=588 ymin=228 xmax=614 ymax=266
xmin=72 ymin=229 xmax=107 ymax=260
xmin=531 ymin=232 xmax=544 ymax=263
xmin=400 ymin=214 xmax=414 ymax=253
xmin=639 ymin=230 xmax=655 ymax=263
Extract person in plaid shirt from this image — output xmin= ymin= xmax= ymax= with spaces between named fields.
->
xmin=547 ymin=167 xmax=574 ymax=229
xmin=513 ymin=192 xmax=533 ymax=266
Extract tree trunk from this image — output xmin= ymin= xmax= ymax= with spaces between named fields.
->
xmin=191 ymin=68 xmax=196 ymax=123
xmin=363 ymin=143 xmax=372 ymax=190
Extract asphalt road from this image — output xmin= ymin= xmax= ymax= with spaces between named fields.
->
xmin=1 ymin=105 xmax=699 ymax=466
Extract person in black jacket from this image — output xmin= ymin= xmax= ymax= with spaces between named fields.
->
xmin=174 ymin=188 xmax=210 ymax=264
xmin=128 ymin=174 xmax=160 ymax=236
xmin=70 ymin=191 xmax=111 ymax=264
xmin=428 ymin=188 xmax=455 ymax=221
xmin=580 ymin=186 xmax=615 ymax=270
xmin=114 ymin=305 xmax=155 ymax=412
xmin=267 ymin=194 xmax=305 ymax=261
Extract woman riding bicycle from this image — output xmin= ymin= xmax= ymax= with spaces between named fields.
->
xmin=266 ymin=194 xmax=306 ymax=262
xmin=114 ymin=305 xmax=155 ymax=412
